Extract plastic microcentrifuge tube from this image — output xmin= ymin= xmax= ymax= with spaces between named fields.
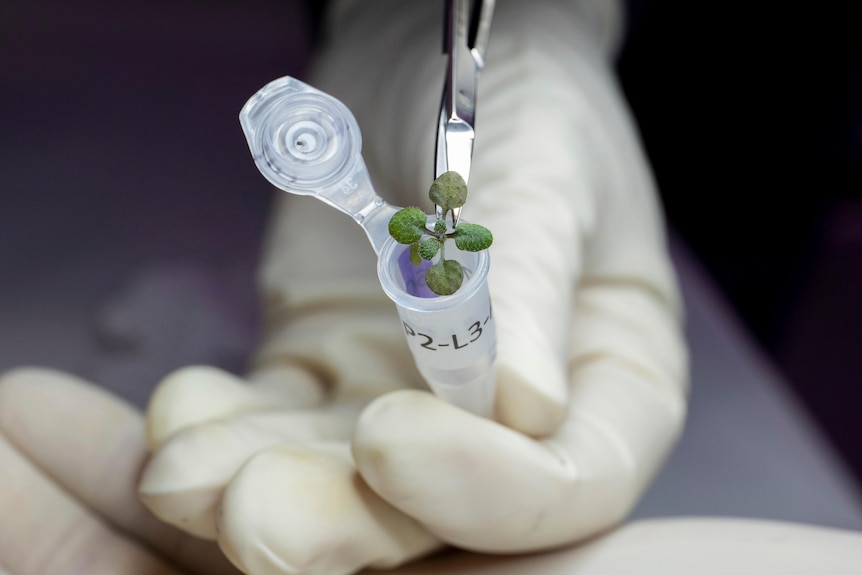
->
xmin=240 ymin=76 xmax=496 ymax=418
xmin=377 ymin=234 xmax=496 ymax=418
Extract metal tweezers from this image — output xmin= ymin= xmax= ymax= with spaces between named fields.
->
xmin=435 ymin=0 xmax=495 ymax=226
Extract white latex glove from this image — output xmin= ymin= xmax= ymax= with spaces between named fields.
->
xmin=139 ymin=0 xmax=689 ymax=573
xmin=0 ymin=368 xmax=242 ymax=575
xmin=4 ymin=371 xmax=862 ymax=575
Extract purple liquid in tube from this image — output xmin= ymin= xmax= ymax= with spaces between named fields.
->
xmin=397 ymin=246 xmax=437 ymax=298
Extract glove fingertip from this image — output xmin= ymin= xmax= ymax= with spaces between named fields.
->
xmin=138 ymin=487 xmax=220 ymax=540
xmin=146 ymin=365 xmax=250 ymax=449
xmin=217 ymin=444 xmax=438 ymax=575
xmin=495 ymin=362 xmax=567 ymax=437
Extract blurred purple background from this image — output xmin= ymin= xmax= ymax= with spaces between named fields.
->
xmin=618 ymin=1 xmax=862 ymax=485
xmin=1 ymin=0 xmax=860 ymax=508
xmin=1 ymin=0 xmax=311 ymax=405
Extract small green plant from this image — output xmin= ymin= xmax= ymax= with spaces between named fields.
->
xmin=388 ymin=171 xmax=493 ymax=296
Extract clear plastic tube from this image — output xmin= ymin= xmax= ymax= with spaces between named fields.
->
xmin=239 ymin=76 xmax=397 ymax=254
xmin=377 ymin=235 xmax=496 ymax=418
xmin=240 ymin=75 xmax=496 ymax=418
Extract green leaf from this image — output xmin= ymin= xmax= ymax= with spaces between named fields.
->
xmin=418 ymin=237 xmax=441 ymax=260
xmin=453 ymin=223 xmax=493 ymax=252
xmin=389 ymin=207 xmax=427 ymax=244
xmin=434 ymin=219 xmax=447 ymax=235
xmin=409 ymin=242 xmax=422 ymax=266
xmin=425 ymin=259 xmax=463 ymax=296
xmin=428 ymin=171 xmax=468 ymax=212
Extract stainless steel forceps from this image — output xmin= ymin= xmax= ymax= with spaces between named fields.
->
xmin=434 ymin=0 xmax=495 ymax=226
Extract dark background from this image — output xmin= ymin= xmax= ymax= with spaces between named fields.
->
xmin=617 ymin=2 xmax=862 ymax=484
xmin=1 ymin=1 xmax=860 ymax=484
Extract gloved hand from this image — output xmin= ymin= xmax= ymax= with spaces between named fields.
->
xmin=5 ymin=371 xmax=862 ymax=575
xmin=139 ymin=0 xmax=688 ymax=574
xmin=0 ymin=368 xmax=242 ymax=575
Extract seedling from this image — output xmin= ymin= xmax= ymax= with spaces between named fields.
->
xmin=388 ymin=171 xmax=493 ymax=296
